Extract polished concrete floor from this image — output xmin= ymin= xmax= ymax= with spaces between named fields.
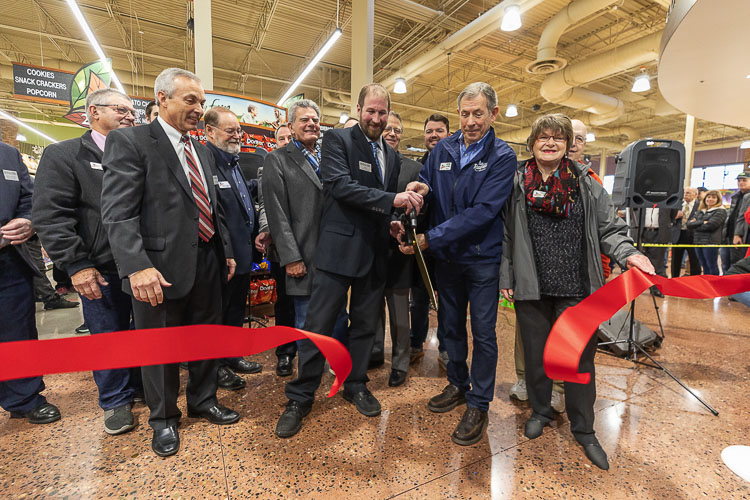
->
xmin=1 ymin=285 xmax=749 ymax=498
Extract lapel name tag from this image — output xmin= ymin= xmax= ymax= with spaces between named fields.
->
xmin=439 ymin=162 xmax=452 ymax=171
xmin=358 ymin=161 xmax=372 ymax=173
xmin=3 ymin=169 xmax=19 ymax=181
xmin=89 ymin=162 xmax=103 ymax=170
xmin=212 ymin=175 xmax=219 ymax=185
xmin=532 ymin=190 xmax=547 ymax=198
xmin=218 ymin=181 xmax=231 ymax=189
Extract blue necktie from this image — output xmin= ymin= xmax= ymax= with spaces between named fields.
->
xmin=370 ymin=141 xmax=383 ymax=182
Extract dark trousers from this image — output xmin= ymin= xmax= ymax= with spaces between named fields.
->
xmin=515 ymin=297 xmax=598 ymax=445
xmin=435 ymin=262 xmax=499 ymax=412
xmin=25 ymin=235 xmax=56 ymax=302
xmin=52 ymin=264 xmax=71 ymax=289
xmin=671 ymin=230 xmax=701 ymax=277
xmin=641 ymin=228 xmax=667 ymax=277
xmin=222 ymin=272 xmax=251 ymax=368
xmin=270 ymin=260 xmax=296 ymax=358
xmin=79 ymin=273 xmax=136 ymax=410
xmin=286 ymin=265 xmax=385 ymax=403
xmin=131 ymin=241 xmax=222 ymax=431
xmin=0 ymin=249 xmax=47 ymax=414
xmin=409 ymin=263 xmax=446 ymax=352
xmin=696 ymin=247 xmax=720 ymax=275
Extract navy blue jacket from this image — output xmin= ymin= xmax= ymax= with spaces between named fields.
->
xmin=0 ymin=142 xmax=38 ymax=273
xmin=207 ymin=142 xmax=257 ymax=275
xmin=420 ymin=129 xmax=516 ymax=264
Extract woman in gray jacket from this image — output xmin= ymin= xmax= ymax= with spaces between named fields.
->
xmin=687 ymin=190 xmax=727 ymax=275
xmin=499 ymin=114 xmax=654 ymax=470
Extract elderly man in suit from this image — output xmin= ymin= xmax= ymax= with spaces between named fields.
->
xmin=1 ymin=141 xmax=60 ymax=425
xmin=101 ymin=67 xmax=239 ymax=457
xmin=275 ymin=84 xmax=428 ymax=438
xmin=671 ymin=187 xmax=701 ymax=277
xmin=33 ymin=88 xmax=142 ymax=435
xmin=204 ymin=106 xmax=263 ymax=391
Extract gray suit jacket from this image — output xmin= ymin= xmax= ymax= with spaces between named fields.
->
xmin=386 ymin=155 xmax=423 ymax=289
xmin=261 ymin=143 xmax=323 ymax=295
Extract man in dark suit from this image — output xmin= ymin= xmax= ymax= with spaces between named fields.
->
xmin=0 ymin=141 xmax=60 ymax=425
xmin=635 ymin=206 xmax=677 ymax=297
xmin=372 ymin=111 xmax=424 ymax=387
xmin=671 ymin=187 xmax=701 ymax=277
xmin=204 ymin=106 xmax=263 ymax=391
xmin=101 ymin=68 xmax=239 ymax=457
xmin=33 ymin=88 xmax=142 ymax=435
xmin=275 ymin=84 xmax=428 ymax=438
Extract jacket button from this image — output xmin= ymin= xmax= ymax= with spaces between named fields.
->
xmin=192 ymin=242 xmax=197 ymax=248
xmin=246 ymin=221 xmax=251 ymax=226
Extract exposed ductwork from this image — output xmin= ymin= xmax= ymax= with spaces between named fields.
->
xmin=526 ymin=0 xmax=623 ymax=75
xmin=540 ymin=30 xmax=663 ymax=125
xmin=379 ymin=0 xmax=547 ymax=90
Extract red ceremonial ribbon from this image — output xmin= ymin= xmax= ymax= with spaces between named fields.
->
xmin=544 ymin=269 xmax=750 ymax=384
xmin=0 ymin=326 xmax=351 ymax=398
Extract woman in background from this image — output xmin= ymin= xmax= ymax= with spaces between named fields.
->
xmin=687 ymin=190 xmax=727 ymax=275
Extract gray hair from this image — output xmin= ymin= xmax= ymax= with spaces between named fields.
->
xmin=457 ymin=82 xmax=497 ymax=113
xmin=85 ymin=88 xmax=132 ymax=122
xmin=288 ymin=99 xmax=320 ymax=123
xmin=153 ymin=67 xmax=201 ymax=101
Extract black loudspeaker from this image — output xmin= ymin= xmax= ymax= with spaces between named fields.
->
xmin=611 ymin=139 xmax=685 ymax=208
xmin=597 ymin=309 xmax=660 ymax=356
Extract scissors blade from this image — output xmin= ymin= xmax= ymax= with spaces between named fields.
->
xmin=411 ymin=228 xmax=437 ymax=310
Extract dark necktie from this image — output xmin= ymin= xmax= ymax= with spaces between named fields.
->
xmin=370 ymin=141 xmax=383 ymax=182
xmin=181 ymin=135 xmax=215 ymax=242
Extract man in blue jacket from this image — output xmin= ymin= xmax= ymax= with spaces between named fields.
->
xmin=401 ymin=82 xmax=516 ymax=446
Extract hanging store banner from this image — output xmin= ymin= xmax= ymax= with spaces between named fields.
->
xmin=12 ymin=63 xmax=74 ymax=105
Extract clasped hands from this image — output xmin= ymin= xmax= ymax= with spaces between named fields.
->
xmin=390 ymin=182 xmax=429 ymax=255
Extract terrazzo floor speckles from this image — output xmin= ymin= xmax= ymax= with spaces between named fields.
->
xmin=1 ymin=288 xmax=748 ymax=498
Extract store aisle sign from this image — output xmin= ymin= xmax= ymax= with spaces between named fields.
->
xmin=12 ymin=63 xmax=73 ymax=105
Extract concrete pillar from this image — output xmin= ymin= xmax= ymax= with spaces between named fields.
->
xmin=0 ymin=119 xmax=19 ymax=149
xmin=194 ymin=0 xmax=214 ymax=91
xmin=599 ymin=149 xmax=607 ymax=178
xmin=683 ymin=114 xmax=696 ymax=187
xmin=350 ymin=0 xmax=374 ymax=116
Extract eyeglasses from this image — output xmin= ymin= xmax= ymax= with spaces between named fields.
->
xmin=384 ymin=126 xmax=403 ymax=135
xmin=96 ymin=104 xmax=136 ymax=117
xmin=574 ymin=135 xmax=586 ymax=144
xmin=536 ymin=135 xmax=566 ymax=144
xmin=219 ymin=128 xmax=244 ymax=136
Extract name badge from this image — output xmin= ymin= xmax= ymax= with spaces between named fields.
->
xmin=212 ymin=175 xmax=219 ymax=185
xmin=439 ymin=162 xmax=452 ymax=171
xmin=358 ymin=161 xmax=372 ymax=173
xmin=89 ymin=162 xmax=103 ymax=170
xmin=2 ymin=169 xmax=19 ymax=181
xmin=532 ymin=190 xmax=547 ymax=198
xmin=218 ymin=181 xmax=231 ymax=189
xmin=473 ymin=161 xmax=487 ymax=172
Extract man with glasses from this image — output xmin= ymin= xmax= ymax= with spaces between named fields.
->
xmin=204 ymin=106 xmax=262 ymax=390
xmin=33 ymin=88 xmax=141 ymax=436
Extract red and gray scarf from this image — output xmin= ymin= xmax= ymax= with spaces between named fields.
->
xmin=524 ymin=157 xmax=579 ymax=218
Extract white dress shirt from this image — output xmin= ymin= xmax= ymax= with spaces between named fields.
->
xmin=361 ymin=126 xmax=387 ymax=183
xmin=644 ymin=208 xmax=660 ymax=229
xmin=157 ymin=116 xmax=210 ymax=200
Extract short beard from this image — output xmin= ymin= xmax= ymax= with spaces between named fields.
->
xmin=360 ymin=122 xmax=385 ymax=141
xmin=220 ymin=141 xmax=241 ymax=155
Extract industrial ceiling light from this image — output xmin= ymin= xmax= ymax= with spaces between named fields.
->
xmin=278 ymin=28 xmax=342 ymax=105
xmin=339 ymin=112 xmax=349 ymax=124
xmin=632 ymin=74 xmax=651 ymax=93
xmin=65 ymin=0 xmax=126 ymax=94
xmin=0 ymin=110 xmax=58 ymax=143
xmin=740 ymin=140 xmax=750 ymax=149
xmin=505 ymin=104 xmax=518 ymax=117
xmin=16 ymin=133 xmax=27 ymax=142
xmin=501 ymin=4 xmax=522 ymax=32
xmin=393 ymin=78 xmax=407 ymax=94
xmin=586 ymin=132 xmax=596 ymax=142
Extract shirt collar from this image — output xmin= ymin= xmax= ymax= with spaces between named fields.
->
xmin=90 ymin=129 xmax=107 ymax=152
xmin=459 ymin=128 xmax=492 ymax=153
xmin=358 ymin=124 xmax=384 ymax=149
xmin=157 ymin=115 xmax=187 ymax=145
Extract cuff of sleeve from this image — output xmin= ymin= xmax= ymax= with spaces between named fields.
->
xmin=66 ymin=259 xmax=95 ymax=278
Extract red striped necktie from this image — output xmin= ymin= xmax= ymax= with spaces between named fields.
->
xmin=181 ymin=135 xmax=215 ymax=242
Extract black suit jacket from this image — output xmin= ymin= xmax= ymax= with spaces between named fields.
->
xmin=100 ymin=120 xmax=233 ymax=299
xmin=0 ymin=142 xmax=38 ymax=275
xmin=386 ymin=154 xmax=423 ymax=289
xmin=207 ymin=142 xmax=256 ymax=275
xmin=314 ymin=125 xmax=400 ymax=279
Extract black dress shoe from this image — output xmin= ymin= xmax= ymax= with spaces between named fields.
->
xmin=427 ymin=384 xmax=466 ymax=413
xmin=229 ymin=359 xmax=262 ymax=374
xmin=187 ymin=404 xmax=240 ymax=425
xmin=451 ymin=407 xmax=489 ymax=446
xmin=217 ymin=366 xmax=246 ymax=390
xmin=343 ymin=389 xmax=381 ymax=416
xmin=388 ymin=369 xmax=407 ymax=387
xmin=43 ymin=294 xmax=79 ymax=310
xmin=152 ymin=426 xmax=180 ymax=457
xmin=276 ymin=355 xmax=293 ymax=377
xmin=275 ymin=400 xmax=312 ymax=438
xmin=10 ymin=402 xmax=61 ymax=424
xmin=524 ymin=416 xmax=546 ymax=439
xmin=368 ymin=356 xmax=385 ymax=370
xmin=582 ymin=442 xmax=610 ymax=470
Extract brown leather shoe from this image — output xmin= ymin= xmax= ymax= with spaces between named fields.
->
xmin=451 ymin=407 xmax=488 ymax=446
xmin=427 ymin=384 xmax=466 ymax=413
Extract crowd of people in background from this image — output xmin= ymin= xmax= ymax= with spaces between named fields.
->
xmin=2 ymin=66 xmax=749 ymax=472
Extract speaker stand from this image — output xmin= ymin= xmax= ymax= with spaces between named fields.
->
xmin=598 ymin=207 xmax=718 ymax=416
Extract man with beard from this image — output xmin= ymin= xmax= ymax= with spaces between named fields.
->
xmin=33 ymin=88 xmax=142 ymax=435
xmin=275 ymin=84 xmax=428 ymax=438
xmin=204 ymin=106 xmax=262 ymax=390
xmin=101 ymin=68 xmax=239 ymax=457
